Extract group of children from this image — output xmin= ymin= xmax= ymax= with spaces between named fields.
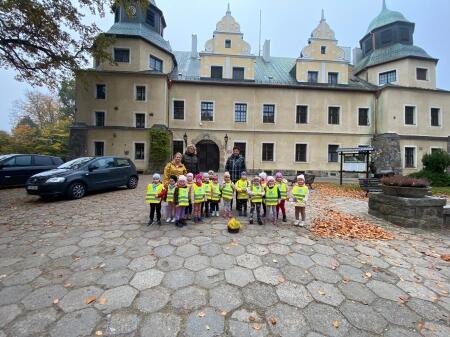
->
xmin=145 ymin=170 xmax=309 ymax=228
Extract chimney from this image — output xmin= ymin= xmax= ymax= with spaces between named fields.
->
xmin=191 ymin=34 xmax=198 ymax=59
xmin=263 ymin=40 xmax=271 ymax=63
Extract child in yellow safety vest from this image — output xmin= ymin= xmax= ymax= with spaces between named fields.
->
xmin=275 ymin=172 xmax=288 ymax=222
xmin=236 ymin=171 xmax=249 ymax=217
xmin=259 ymin=172 xmax=267 ymax=217
xmin=247 ymin=176 xmax=264 ymax=225
xmin=210 ymin=175 xmax=221 ymax=217
xmin=201 ymin=172 xmax=211 ymax=218
xmin=192 ymin=174 xmax=206 ymax=223
xmin=145 ymin=173 xmax=165 ymax=226
xmin=165 ymin=175 xmax=177 ymax=223
xmin=185 ymin=173 xmax=194 ymax=220
xmin=290 ymin=174 xmax=309 ymax=227
xmin=174 ymin=175 xmax=189 ymax=227
xmin=221 ymin=172 xmax=235 ymax=218
xmin=265 ymin=176 xmax=281 ymax=225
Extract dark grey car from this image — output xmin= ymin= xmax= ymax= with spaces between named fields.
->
xmin=26 ymin=156 xmax=139 ymax=199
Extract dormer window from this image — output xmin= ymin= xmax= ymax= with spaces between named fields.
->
xmin=211 ymin=66 xmax=223 ymax=79
xmin=225 ymin=40 xmax=232 ymax=48
xmin=416 ymin=68 xmax=428 ymax=81
xmin=380 ymin=29 xmax=393 ymax=45
xmin=114 ymin=7 xmax=120 ymax=22
xmin=321 ymin=46 xmax=326 ymax=54
xmin=308 ymin=71 xmax=318 ymax=83
xmin=328 ymin=72 xmax=338 ymax=85
xmin=114 ymin=48 xmax=130 ymax=63
xmin=149 ymin=55 xmax=163 ymax=72
xmin=146 ymin=9 xmax=155 ymax=26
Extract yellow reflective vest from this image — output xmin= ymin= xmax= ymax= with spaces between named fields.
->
xmin=221 ymin=182 xmax=233 ymax=200
xmin=236 ymin=179 xmax=249 ymax=200
xmin=251 ymin=185 xmax=263 ymax=203
xmin=265 ymin=186 xmax=279 ymax=206
xmin=193 ymin=184 xmax=206 ymax=204
xmin=166 ymin=184 xmax=176 ymax=203
xmin=211 ymin=183 xmax=221 ymax=201
xmin=203 ymin=182 xmax=212 ymax=200
xmin=277 ymin=182 xmax=287 ymax=200
xmin=177 ymin=187 xmax=189 ymax=206
xmin=292 ymin=185 xmax=308 ymax=202
xmin=145 ymin=183 xmax=164 ymax=204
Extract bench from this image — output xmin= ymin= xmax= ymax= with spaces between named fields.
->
xmin=359 ymin=178 xmax=382 ymax=195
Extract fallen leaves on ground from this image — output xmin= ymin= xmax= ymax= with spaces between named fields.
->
xmin=98 ymin=297 xmax=108 ymax=305
xmin=314 ymin=183 xmax=367 ymax=200
xmin=440 ymin=254 xmax=450 ymax=262
xmin=342 ymin=277 xmax=349 ymax=284
xmin=249 ymin=316 xmax=256 ymax=322
xmin=198 ymin=311 xmax=206 ymax=318
xmin=397 ymin=296 xmax=409 ymax=305
xmin=84 ymin=295 xmax=97 ymax=305
xmin=332 ymin=320 xmax=340 ymax=328
xmin=252 ymin=323 xmax=262 ymax=330
xmin=311 ymin=209 xmax=394 ymax=241
xmin=95 ymin=331 xmax=103 ymax=336
xmin=268 ymin=317 xmax=277 ymax=325
xmin=52 ymin=299 xmax=59 ymax=304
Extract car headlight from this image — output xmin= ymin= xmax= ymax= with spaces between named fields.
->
xmin=45 ymin=177 xmax=66 ymax=184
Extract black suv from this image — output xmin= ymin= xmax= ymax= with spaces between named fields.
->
xmin=0 ymin=154 xmax=63 ymax=187
xmin=26 ymin=156 xmax=139 ymax=199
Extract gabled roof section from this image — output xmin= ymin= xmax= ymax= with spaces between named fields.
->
xmin=354 ymin=43 xmax=437 ymax=74
xmin=106 ymin=22 xmax=172 ymax=54
xmin=171 ymin=51 xmax=375 ymax=91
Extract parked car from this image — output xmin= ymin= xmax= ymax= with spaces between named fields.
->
xmin=25 ymin=156 xmax=139 ymax=199
xmin=0 ymin=154 xmax=64 ymax=187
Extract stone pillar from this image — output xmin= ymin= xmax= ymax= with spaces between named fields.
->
xmin=371 ymin=133 xmax=402 ymax=174
xmin=69 ymin=124 xmax=88 ymax=160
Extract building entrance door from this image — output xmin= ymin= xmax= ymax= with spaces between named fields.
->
xmin=196 ymin=140 xmax=220 ymax=172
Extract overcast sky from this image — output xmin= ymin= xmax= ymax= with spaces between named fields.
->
xmin=1 ymin=0 xmax=449 ymax=132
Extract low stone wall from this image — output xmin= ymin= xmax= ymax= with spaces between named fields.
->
xmin=369 ymin=192 xmax=447 ymax=229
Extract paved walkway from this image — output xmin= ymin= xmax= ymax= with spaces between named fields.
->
xmin=0 ymin=175 xmax=449 ymax=337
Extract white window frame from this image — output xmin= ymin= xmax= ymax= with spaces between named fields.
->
xmin=225 ymin=39 xmax=232 ymax=48
xmin=172 ymin=98 xmax=186 ymax=121
xmin=134 ymin=84 xmax=148 ymax=102
xmin=378 ymin=69 xmax=398 ymax=86
xmin=200 ymin=100 xmax=215 ymax=122
xmin=327 ymin=143 xmax=341 ymax=163
xmin=403 ymin=145 xmax=417 ymax=169
xmin=95 ymin=83 xmax=107 ymax=100
xmin=233 ymin=141 xmax=248 ymax=159
xmin=261 ymin=142 xmax=276 ymax=162
xmin=321 ymin=46 xmax=327 ymax=54
xmin=327 ymin=105 xmax=341 ymax=126
xmin=294 ymin=142 xmax=309 ymax=163
xmin=93 ymin=110 xmax=107 ymax=127
xmin=234 ymin=102 xmax=248 ymax=123
xmin=295 ymin=104 xmax=309 ymax=124
xmin=403 ymin=104 xmax=417 ymax=127
xmin=262 ymin=103 xmax=276 ymax=124
xmin=133 ymin=141 xmax=147 ymax=161
xmin=429 ymin=106 xmax=442 ymax=128
xmin=133 ymin=112 xmax=147 ymax=129
xmin=357 ymin=106 xmax=371 ymax=127
xmin=430 ymin=146 xmax=443 ymax=154
xmin=113 ymin=47 xmax=131 ymax=64
xmin=416 ymin=67 xmax=429 ymax=81
xmin=92 ymin=140 xmax=105 ymax=157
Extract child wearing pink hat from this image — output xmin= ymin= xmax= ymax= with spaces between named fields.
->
xmin=275 ymin=172 xmax=288 ymax=222
xmin=290 ymin=174 xmax=309 ymax=226
xmin=192 ymin=174 xmax=205 ymax=223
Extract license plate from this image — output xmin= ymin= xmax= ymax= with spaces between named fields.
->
xmin=27 ymin=186 xmax=38 ymax=191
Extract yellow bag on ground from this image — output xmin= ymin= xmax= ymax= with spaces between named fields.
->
xmin=227 ymin=218 xmax=241 ymax=233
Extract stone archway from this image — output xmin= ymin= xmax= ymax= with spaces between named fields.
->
xmin=196 ymin=140 xmax=220 ymax=172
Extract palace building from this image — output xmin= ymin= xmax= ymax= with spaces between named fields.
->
xmin=71 ymin=0 xmax=450 ymax=175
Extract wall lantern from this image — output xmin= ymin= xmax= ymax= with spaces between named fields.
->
xmin=224 ymin=133 xmax=229 ymax=146
xmin=183 ymin=132 xmax=188 ymax=146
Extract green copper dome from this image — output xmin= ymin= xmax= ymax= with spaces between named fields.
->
xmin=367 ymin=1 xmax=410 ymax=33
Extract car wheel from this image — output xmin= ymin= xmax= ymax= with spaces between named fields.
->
xmin=127 ymin=176 xmax=138 ymax=189
xmin=68 ymin=182 xmax=86 ymax=199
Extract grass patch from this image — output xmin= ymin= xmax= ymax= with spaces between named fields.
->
xmin=431 ymin=186 xmax=450 ymax=196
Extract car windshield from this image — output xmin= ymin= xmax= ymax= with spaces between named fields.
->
xmin=58 ymin=157 xmax=94 ymax=170
xmin=0 ymin=154 xmax=14 ymax=162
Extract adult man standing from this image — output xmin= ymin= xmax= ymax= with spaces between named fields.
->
xmin=225 ymin=146 xmax=246 ymax=183
xmin=225 ymin=147 xmax=246 ymax=210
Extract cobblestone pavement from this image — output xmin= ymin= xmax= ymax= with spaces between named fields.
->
xmin=0 ymin=175 xmax=449 ymax=337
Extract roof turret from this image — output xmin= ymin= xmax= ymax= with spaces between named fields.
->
xmin=367 ymin=0 xmax=410 ymax=33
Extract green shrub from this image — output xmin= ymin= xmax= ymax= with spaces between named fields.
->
xmin=409 ymin=171 xmax=450 ymax=187
xmin=422 ymin=149 xmax=450 ymax=173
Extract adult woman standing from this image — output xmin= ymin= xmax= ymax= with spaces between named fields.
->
xmin=182 ymin=144 xmax=199 ymax=175
xmin=163 ymin=153 xmax=187 ymax=186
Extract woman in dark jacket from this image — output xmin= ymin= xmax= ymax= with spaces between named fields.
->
xmin=182 ymin=144 xmax=199 ymax=175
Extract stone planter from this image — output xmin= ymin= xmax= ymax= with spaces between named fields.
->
xmin=381 ymin=185 xmax=432 ymax=198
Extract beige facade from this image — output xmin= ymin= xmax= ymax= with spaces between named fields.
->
xmin=72 ymin=3 xmax=450 ymax=175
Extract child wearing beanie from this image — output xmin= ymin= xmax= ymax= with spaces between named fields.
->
xmin=264 ymin=176 xmax=281 ymax=225
xmin=192 ymin=174 xmax=205 ymax=222
xmin=174 ymin=175 xmax=189 ymax=227
xmin=247 ymin=176 xmax=264 ymax=225
xmin=210 ymin=175 xmax=221 ymax=216
xmin=145 ymin=173 xmax=165 ymax=226
xmin=275 ymin=172 xmax=288 ymax=222
xmin=185 ymin=173 xmax=194 ymax=220
xmin=221 ymin=172 xmax=235 ymax=218
xmin=236 ymin=171 xmax=249 ymax=217
xmin=290 ymin=174 xmax=309 ymax=226
xmin=259 ymin=172 xmax=267 ymax=217
xmin=201 ymin=172 xmax=211 ymax=218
